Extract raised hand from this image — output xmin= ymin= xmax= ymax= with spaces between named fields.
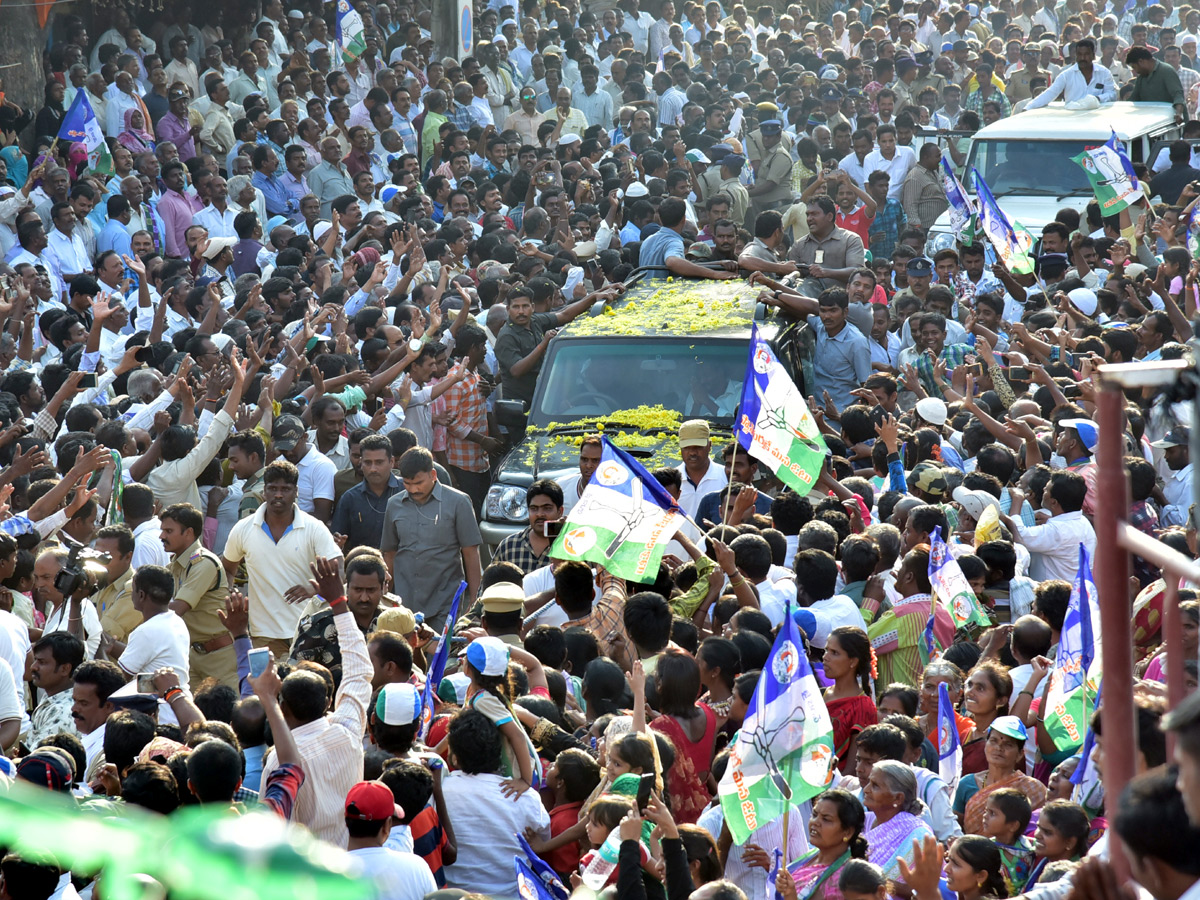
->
xmin=218 ymin=589 xmax=250 ymax=636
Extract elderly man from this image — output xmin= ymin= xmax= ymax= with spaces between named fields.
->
xmin=546 ymin=86 xmax=589 ymax=136
xmin=308 ymin=136 xmax=355 ymax=218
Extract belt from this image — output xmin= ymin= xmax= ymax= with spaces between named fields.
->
xmin=192 ymin=633 xmax=234 ymax=654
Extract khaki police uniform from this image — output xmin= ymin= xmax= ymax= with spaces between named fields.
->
xmin=171 ymin=538 xmax=237 ymax=689
xmin=753 ymin=143 xmax=796 ymax=221
xmin=96 ymin=568 xmax=139 ymax=643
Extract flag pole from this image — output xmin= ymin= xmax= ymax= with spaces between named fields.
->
xmin=720 ymin=441 xmax=739 ymax=526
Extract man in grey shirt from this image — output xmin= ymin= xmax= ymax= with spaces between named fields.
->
xmin=381 ymin=447 xmax=482 ymax=630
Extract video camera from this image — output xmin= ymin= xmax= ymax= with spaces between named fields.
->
xmin=53 ymin=533 xmax=112 ymax=597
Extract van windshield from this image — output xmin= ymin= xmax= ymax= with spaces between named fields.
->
xmin=967 ymin=139 xmax=1100 ymax=196
xmin=529 ymin=337 xmax=747 ymax=427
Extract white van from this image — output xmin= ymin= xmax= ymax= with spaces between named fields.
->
xmin=925 ymin=101 xmax=1181 ymax=256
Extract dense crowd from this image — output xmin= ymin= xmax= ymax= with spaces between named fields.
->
xmin=0 ymin=1 xmax=1198 ymax=900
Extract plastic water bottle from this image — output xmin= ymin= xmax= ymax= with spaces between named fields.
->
xmin=580 ymin=832 xmax=621 ymax=890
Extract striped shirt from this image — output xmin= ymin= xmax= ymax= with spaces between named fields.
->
xmin=259 ymin=607 xmax=371 ymax=847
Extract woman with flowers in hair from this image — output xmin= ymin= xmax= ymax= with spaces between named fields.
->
xmin=822 ymin=625 xmax=878 ymax=774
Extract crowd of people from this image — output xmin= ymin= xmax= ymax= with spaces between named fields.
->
xmin=0 ymin=1 xmax=1196 ymax=900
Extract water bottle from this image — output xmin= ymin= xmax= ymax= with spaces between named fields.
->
xmin=580 ymin=831 xmax=621 ymax=890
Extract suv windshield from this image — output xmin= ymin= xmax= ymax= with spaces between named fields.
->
xmin=967 ymin=139 xmax=1100 ymax=195
xmin=529 ymin=337 xmax=747 ymax=427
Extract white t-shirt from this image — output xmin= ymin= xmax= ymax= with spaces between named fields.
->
xmin=0 ymin=656 xmax=21 ymax=725
xmin=118 ymin=611 xmax=191 ymax=684
xmin=558 ymin=472 xmax=586 ymax=515
xmin=348 ymin=846 xmax=437 ymax=900
xmin=295 ymin=444 xmax=337 ymax=514
xmin=42 ymin=599 xmax=102 ymax=660
xmin=809 ymin=594 xmax=867 ymax=647
xmin=756 ymin=578 xmax=797 ymax=628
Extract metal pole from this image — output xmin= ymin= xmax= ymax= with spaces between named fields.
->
xmin=1162 ymin=579 xmax=1183 ymax=758
xmin=1093 ymin=385 xmax=1134 ymax=882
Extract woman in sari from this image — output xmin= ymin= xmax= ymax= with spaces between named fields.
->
xmin=779 ymin=790 xmax=869 ymax=900
xmin=650 ymin=650 xmax=717 ymax=825
xmin=954 ymin=716 xmax=1047 ymax=835
xmin=863 ymin=760 xmax=934 ymax=883
xmin=823 ymin=626 xmax=878 ymax=774
xmin=961 ymin=661 xmax=1013 ymax=776
xmin=918 ymin=661 xmax=973 ymax=745
xmin=899 ymin=835 xmax=1010 ymax=900
xmin=118 ymin=108 xmax=155 ymax=155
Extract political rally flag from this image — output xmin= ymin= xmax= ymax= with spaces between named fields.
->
xmin=549 ymin=437 xmax=683 ymax=581
xmin=57 ymin=90 xmax=113 ymax=175
xmin=928 ymin=527 xmax=992 ymax=630
xmin=336 ymin=0 xmax=367 ymax=62
xmin=416 ymin=581 xmax=466 ymax=741
xmin=1043 ymin=545 xmax=1101 ymax=752
xmin=1070 ymin=684 xmax=1105 ymax=818
xmin=718 ymin=601 xmax=835 ymax=844
xmin=971 ymin=169 xmax=1033 ymax=274
xmin=941 ymin=157 xmax=976 ymax=241
xmin=515 ymin=834 xmax=570 ymax=900
xmin=736 ymin=324 xmax=828 ymax=498
xmin=1072 ymin=131 xmax=1141 ymax=215
xmin=937 ymin=682 xmax=962 ymax=792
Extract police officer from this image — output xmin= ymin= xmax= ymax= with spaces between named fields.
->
xmin=820 ymin=86 xmax=850 ymax=131
xmin=160 ymin=502 xmax=237 ymax=690
xmin=478 ymin=582 xmax=527 ymax=648
xmin=747 ymin=120 xmax=794 ymax=225
xmin=696 ymin=142 xmax=733 ymax=202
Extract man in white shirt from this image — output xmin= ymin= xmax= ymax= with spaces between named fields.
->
xmin=1151 ymin=427 xmax=1193 ymax=526
xmin=557 ymin=436 xmax=603 ymax=515
xmin=442 ymin=709 xmax=551 ymax=896
xmin=272 ymin=415 xmax=337 ymax=522
xmin=863 ymin=125 xmax=917 ymax=201
xmin=45 ymin=203 xmax=93 ymax=288
xmin=676 ymin=419 xmax=727 ymax=518
xmin=344 ymin=781 xmax=438 ymax=900
xmin=1000 ymin=470 xmax=1096 ymax=583
xmin=109 ymin=566 xmax=192 ymax=685
xmin=70 ymin=659 xmax=126 ymax=781
xmin=1023 ymin=38 xmax=1117 ymax=109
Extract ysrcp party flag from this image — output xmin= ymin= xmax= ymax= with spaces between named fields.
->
xmin=736 ymin=324 xmax=827 ymax=498
xmin=416 ymin=581 xmax=466 ymax=741
xmin=718 ymin=603 xmax=834 ymax=844
xmin=928 ymin=527 xmax=992 ymax=630
xmin=1073 ymin=131 xmax=1140 ymax=215
xmin=549 ymin=437 xmax=682 ymax=581
xmin=972 ymin=169 xmax=1031 ymax=274
xmin=58 ymin=90 xmax=113 ymax=175
xmin=942 ymin=157 xmax=976 ymax=241
xmin=336 ymin=0 xmax=367 ymax=62
xmin=937 ymin=682 xmax=962 ymax=792
xmin=1044 ymin=545 xmax=1101 ymax=752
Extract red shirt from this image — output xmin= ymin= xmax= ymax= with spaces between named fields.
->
xmin=837 ymin=203 xmax=874 ymax=246
xmin=547 ymin=800 xmax=585 ymax=876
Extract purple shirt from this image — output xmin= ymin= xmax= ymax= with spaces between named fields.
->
xmin=156 ymin=111 xmax=197 ymax=161
xmin=157 ymin=189 xmax=203 ymax=258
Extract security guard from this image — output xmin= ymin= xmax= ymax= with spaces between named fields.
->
xmin=479 ymin=581 xmax=527 ymax=648
xmin=748 ymin=120 xmax=794 ymax=224
xmin=161 ymin=503 xmax=237 ymax=690
xmin=94 ymin=525 xmax=139 ymax=643
xmin=717 ymin=153 xmax=752 ymax=229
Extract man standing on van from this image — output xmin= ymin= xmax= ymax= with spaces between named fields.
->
xmin=1128 ymin=46 xmax=1188 ymax=121
xmin=1024 ymin=38 xmax=1117 ymax=109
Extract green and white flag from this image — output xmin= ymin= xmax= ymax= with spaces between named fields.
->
xmin=718 ymin=602 xmax=834 ymax=844
xmin=336 ymin=0 xmax=367 ymax=63
xmin=735 ymin=324 xmax=827 ymax=497
xmin=1072 ymin=131 xmax=1141 ymax=216
xmin=548 ymin=437 xmax=682 ymax=581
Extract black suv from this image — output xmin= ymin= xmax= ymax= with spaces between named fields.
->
xmin=480 ymin=271 xmax=810 ymax=549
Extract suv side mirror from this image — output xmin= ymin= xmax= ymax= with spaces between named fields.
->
xmin=495 ymin=399 xmax=527 ymax=428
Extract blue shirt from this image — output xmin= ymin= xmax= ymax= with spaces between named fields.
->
xmin=252 ymin=171 xmax=298 ymax=217
xmin=637 ymin=227 xmax=685 ymax=275
xmin=696 ymin=489 xmax=773 ymax=528
xmin=806 ymin=316 xmax=872 ymax=412
xmin=98 ymin=217 xmax=133 ymax=256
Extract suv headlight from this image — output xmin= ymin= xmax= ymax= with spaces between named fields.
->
xmin=926 ymin=231 xmax=957 ymax=256
xmin=485 ymin=485 xmax=528 ymax=523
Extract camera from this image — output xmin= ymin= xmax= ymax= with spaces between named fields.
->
xmin=54 ymin=533 xmax=112 ymax=597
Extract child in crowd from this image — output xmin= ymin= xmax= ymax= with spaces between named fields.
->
xmin=1025 ymin=800 xmax=1091 ymax=890
xmin=980 ymin=787 xmax=1036 ymax=894
xmin=540 ymin=749 xmax=602 ymax=880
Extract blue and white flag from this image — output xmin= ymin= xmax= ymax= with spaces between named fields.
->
xmin=937 ymin=682 xmax=962 ymax=791
xmin=57 ymin=90 xmax=113 ymax=175
xmin=941 ymin=157 xmax=975 ymax=241
xmin=718 ymin=600 xmax=835 ymax=844
xmin=515 ymin=834 xmax=570 ymax=900
xmin=928 ymin=526 xmax=992 ymax=630
xmin=1187 ymin=204 xmax=1200 ymax=255
xmin=971 ymin=168 xmax=1025 ymax=271
xmin=416 ymin=581 xmax=466 ymax=741
xmin=549 ymin=437 xmax=683 ymax=580
xmin=335 ymin=0 xmax=367 ymax=62
xmin=1043 ymin=545 xmax=1101 ymax=751
xmin=1070 ymin=685 xmax=1105 ymax=817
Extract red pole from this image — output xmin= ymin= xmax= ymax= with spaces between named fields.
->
xmin=1163 ymin=579 xmax=1184 ymax=751
xmin=1093 ymin=386 xmax=1134 ymax=882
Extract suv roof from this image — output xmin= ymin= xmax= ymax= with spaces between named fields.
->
xmin=972 ymin=100 xmax=1177 ymax=141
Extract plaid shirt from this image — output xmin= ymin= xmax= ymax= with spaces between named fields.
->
xmin=492 ymin=528 xmax=550 ymax=575
xmin=447 ymin=101 xmax=480 ymax=133
xmin=915 ymin=342 xmax=973 ymax=397
xmin=868 ymin=198 xmax=907 ymax=258
xmin=442 ymin=363 xmax=491 ymax=473
xmin=964 ymin=88 xmax=1011 ymax=118
xmin=564 ymin=572 xmax=632 ymax=671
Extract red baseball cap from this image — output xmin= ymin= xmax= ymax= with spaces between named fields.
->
xmin=344 ymin=781 xmax=404 ymax=822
